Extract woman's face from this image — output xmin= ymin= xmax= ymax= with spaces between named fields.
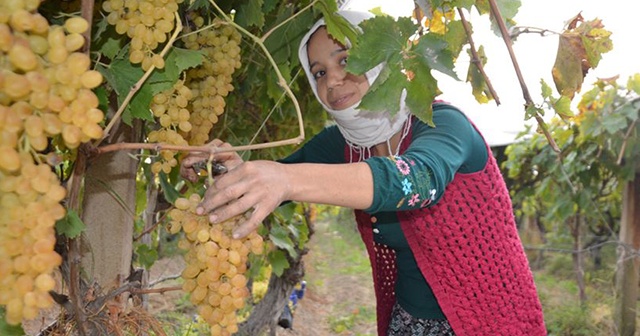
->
xmin=307 ymin=27 xmax=369 ymax=111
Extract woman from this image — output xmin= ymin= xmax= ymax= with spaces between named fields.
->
xmin=181 ymin=10 xmax=547 ymax=336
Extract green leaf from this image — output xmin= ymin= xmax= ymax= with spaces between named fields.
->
xmin=97 ymin=57 xmax=151 ymax=124
xmin=98 ymin=48 xmax=203 ymax=125
xmin=94 ymin=85 xmax=109 ymax=115
xmin=442 ymin=20 xmax=468 ymax=59
xmin=358 ymin=65 xmax=405 ymax=115
xmin=159 ymin=172 xmax=180 ymax=204
xmin=414 ymin=33 xmax=458 ymax=80
xmin=276 ymin=202 xmax=297 ymax=221
xmin=55 ymin=209 xmax=86 ymax=238
xmin=188 ymin=0 xmax=209 ymax=10
xmin=601 ymin=113 xmax=629 ymax=135
xmin=0 ymin=308 xmax=25 ymax=335
xmin=405 ymin=56 xmax=438 ymax=126
xmin=540 ymin=79 xmax=553 ymax=98
xmin=147 ymin=48 xmax=204 ymax=94
xmin=346 ymin=16 xmax=414 ymax=75
xmin=627 ymin=73 xmax=640 ymax=95
xmin=315 ymin=0 xmax=359 ymax=46
xmin=268 ymin=249 xmax=290 ymax=276
xmin=93 ymin=19 xmax=122 ymax=60
xmin=135 ymin=244 xmax=159 ymax=269
xmin=235 ymin=0 xmax=265 ymax=29
xmin=268 ymin=225 xmax=297 ymax=258
xmin=553 ymin=95 xmax=573 ymax=118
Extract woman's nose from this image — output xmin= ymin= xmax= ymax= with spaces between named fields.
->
xmin=326 ymin=67 xmax=346 ymax=90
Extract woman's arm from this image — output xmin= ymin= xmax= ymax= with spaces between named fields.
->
xmin=196 ymin=160 xmax=375 ymax=239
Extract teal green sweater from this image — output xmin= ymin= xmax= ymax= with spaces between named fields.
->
xmin=280 ymin=104 xmax=488 ymax=319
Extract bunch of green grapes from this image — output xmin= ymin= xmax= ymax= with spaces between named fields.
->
xmin=0 ymin=153 xmax=65 ymax=325
xmin=101 ymin=0 xmax=184 ymax=71
xmin=147 ymin=80 xmax=192 ymax=174
xmin=1 ymin=0 xmax=105 ymax=325
xmin=181 ymin=16 xmax=242 ymax=146
xmin=169 ymin=193 xmax=264 ymax=336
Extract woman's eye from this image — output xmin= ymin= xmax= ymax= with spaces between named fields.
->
xmin=340 ymin=57 xmax=348 ymax=66
xmin=313 ymin=70 xmax=325 ymax=79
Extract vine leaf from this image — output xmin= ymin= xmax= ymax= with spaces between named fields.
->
xmin=268 ymin=225 xmax=297 ymax=258
xmin=135 ymin=244 xmax=159 ymax=269
xmin=346 ymin=16 xmax=457 ymax=125
xmin=628 ymin=73 xmax=640 ymax=95
xmin=0 ymin=309 xmax=24 ymax=335
xmin=235 ymin=0 xmax=265 ymax=29
xmin=159 ymin=172 xmax=180 ymax=204
xmin=466 ymin=45 xmax=491 ymax=103
xmin=55 ymin=209 xmax=86 ymax=239
xmin=315 ymin=0 xmax=359 ymax=46
xmin=552 ymin=14 xmax=613 ymax=99
xmin=268 ymin=249 xmax=290 ymax=277
xmin=98 ymin=48 xmax=203 ymax=125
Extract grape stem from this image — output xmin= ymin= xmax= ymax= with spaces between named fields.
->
xmin=260 ymin=0 xmax=318 ymax=42
xmin=93 ymin=13 xmax=184 ymax=148
xmin=456 ymin=7 xmax=500 ymax=105
xmin=487 ymin=0 xmax=559 ymax=152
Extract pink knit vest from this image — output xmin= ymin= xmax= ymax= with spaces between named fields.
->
xmin=350 ymin=118 xmax=546 ymax=335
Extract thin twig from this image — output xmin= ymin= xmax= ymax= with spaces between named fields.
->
xmin=261 ymin=0 xmax=318 ymax=42
xmin=149 ymin=274 xmax=182 ymax=287
xmin=94 ymin=13 xmax=183 ymax=147
xmin=133 ymin=210 xmax=169 ymax=241
xmin=457 ymin=8 xmax=500 ymax=105
xmin=487 ymin=0 xmax=560 ymax=152
xmin=616 ymin=119 xmax=637 ymax=165
xmin=130 ymin=286 xmax=182 ymax=295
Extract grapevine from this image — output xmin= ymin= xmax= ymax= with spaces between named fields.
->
xmin=0 ymin=0 xmax=104 ymax=325
xmin=169 ymin=193 xmax=264 ymax=336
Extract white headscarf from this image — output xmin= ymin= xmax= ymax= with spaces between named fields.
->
xmin=298 ymin=10 xmax=411 ymax=155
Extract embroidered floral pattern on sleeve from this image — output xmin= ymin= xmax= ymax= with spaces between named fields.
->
xmin=390 ymin=155 xmax=436 ymax=210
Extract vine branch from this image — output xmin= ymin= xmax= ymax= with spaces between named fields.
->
xmin=457 ymin=7 xmax=500 ymax=105
xmin=487 ymin=0 xmax=560 ymax=152
xmin=93 ymin=13 xmax=183 ymax=147
xmin=130 ymin=286 xmax=182 ymax=295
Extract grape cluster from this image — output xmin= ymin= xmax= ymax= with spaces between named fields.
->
xmin=102 ymin=0 xmax=184 ymax=70
xmin=147 ymin=80 xmax=192 ymax=174
xmin=0 ymin=154 xmax=65 ymax=325
xmin=169 ymin=194 xmax=263 ymax=336
xmin=1 ymin=0 xmax=104 ymax=325
xmin=181 ymin=16 xmax=242 ymax=146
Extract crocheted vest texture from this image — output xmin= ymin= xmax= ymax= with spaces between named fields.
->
xmin=350 ymin=118 xmax=546 ymax=335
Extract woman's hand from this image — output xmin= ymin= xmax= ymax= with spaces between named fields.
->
xmin=179 ymin=139 xmax=243 ymax=182
xmin=196 ymin=160 xmax=291 ymax=239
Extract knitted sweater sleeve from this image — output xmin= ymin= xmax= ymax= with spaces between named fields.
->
xmin=363 ymin=106 xmax=488 ymax=213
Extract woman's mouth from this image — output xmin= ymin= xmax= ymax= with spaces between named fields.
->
xmin=329 ymin=93 xmax=354 ymax=110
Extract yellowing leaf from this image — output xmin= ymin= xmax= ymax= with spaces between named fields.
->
xmin=628 ymin=73 xmax=640 ymax=95
xmin=552 ymin=33 xmax=586 ymax=99
xmin=466 ymin=46 xmax=491 ymax=103
xmin=552 ymin=15 xmax=613 ymax=100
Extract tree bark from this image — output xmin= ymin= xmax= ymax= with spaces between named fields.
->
xmin=615 ymin=174 xmax=640 ymax=336
xmin=81 ymin=125 xmax=138 ymax=308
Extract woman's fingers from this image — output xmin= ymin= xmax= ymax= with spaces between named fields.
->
xmin=232 ymin=205 xmax=272 ymax=239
